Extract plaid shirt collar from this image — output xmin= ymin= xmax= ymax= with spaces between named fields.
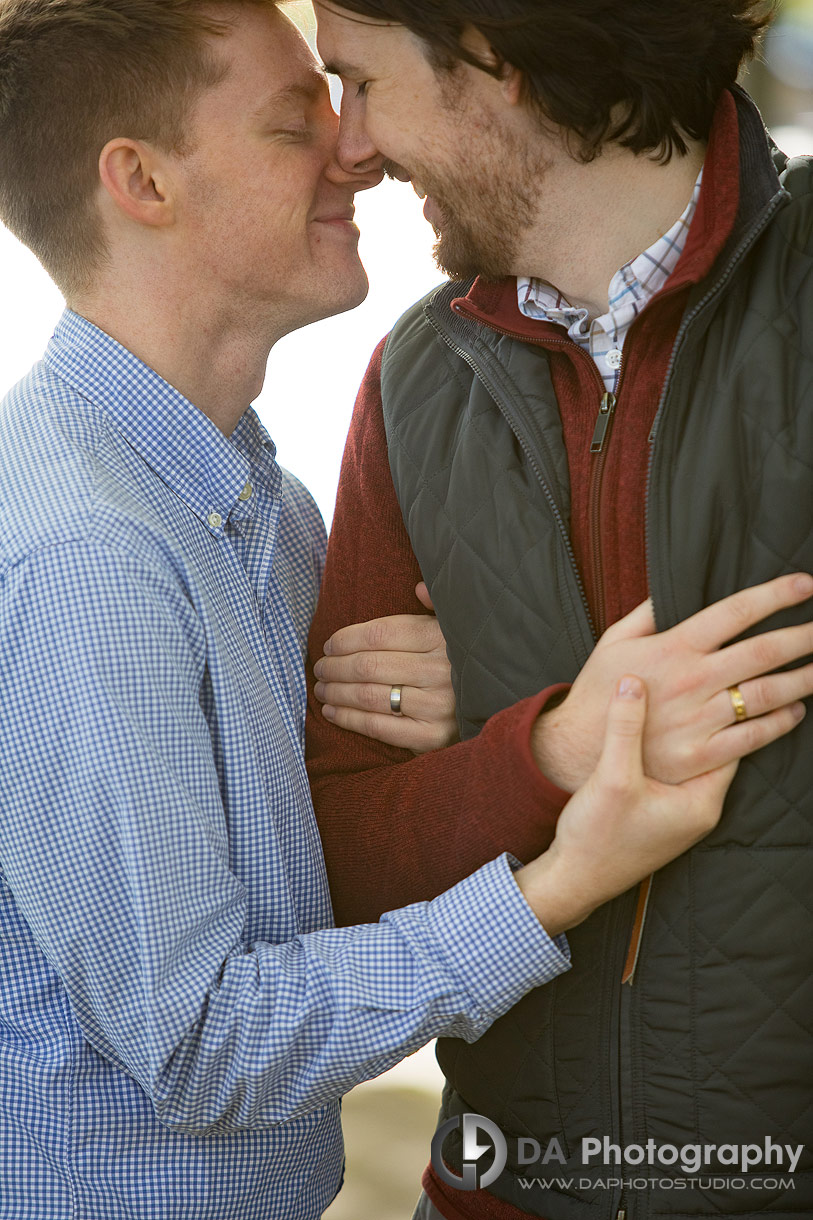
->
xmin=44 ymin=309 xmax=279 ymax=530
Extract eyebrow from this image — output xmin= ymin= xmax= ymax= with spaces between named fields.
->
xmin=320 ymin=59 xmax=364 ymax=78
xmin=249 ymin=71 xmax=329 ymax=119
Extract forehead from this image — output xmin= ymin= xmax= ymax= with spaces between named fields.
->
xmin=205 ymin=4 xmax=323 ymax=102
xmin=314 ymin=1 xmax=413 ymax=71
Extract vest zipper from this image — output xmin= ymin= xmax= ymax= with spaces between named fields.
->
xmin=590 ymin=390 xmax=617 ymax=454
xmin=609 ymin=887 xmax=638 ymax=1220
xmin=423 ymin=308 xmax=599 ymax=645
xmin=617 ymin=962 xmax=636 ymax=1220
xmin=588 ymin=390 xmax=617 ymax=639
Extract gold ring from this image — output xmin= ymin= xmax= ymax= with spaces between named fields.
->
xmin=728 ymin=685 xmax=748 ymax=722
xmin=389 ymin=685 xmax=403 ymax=716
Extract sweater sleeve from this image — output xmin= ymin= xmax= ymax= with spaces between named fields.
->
xmin=306 ymin=340 xmax=570 ymax=927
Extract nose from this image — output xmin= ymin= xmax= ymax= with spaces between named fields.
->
xmin=324 ymin=91 xmax=384 ymax=192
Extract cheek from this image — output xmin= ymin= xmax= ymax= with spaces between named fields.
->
xmin=356 ymin=96 xmax=413 ymax=160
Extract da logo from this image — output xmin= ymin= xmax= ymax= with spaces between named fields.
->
xmin=431 ymin=1113 xmax=508 ymax=1191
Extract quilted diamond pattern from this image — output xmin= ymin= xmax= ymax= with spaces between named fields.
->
xmin=379 ymin=144 xmax=813 ymax=1218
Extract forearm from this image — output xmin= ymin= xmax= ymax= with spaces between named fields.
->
xmin=306 ymin=340 xmax=569 ymax=925
xmin=154 ymin=855 xmax=570 ymax=1131
xmin=0 ymin=543 xmax=570 ymax=1134
xmin=308 ymin=678 xmax=570 ymax=924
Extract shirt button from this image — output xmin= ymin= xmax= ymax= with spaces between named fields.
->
xmin=207 ymin=512 xmax=223 ymax=529
xmin=605 ymin=348 xmax=623 ymax=369
xmin=238 ymin=482 xmax=253 ymax=502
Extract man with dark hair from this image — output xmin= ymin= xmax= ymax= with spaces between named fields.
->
xmin=307 ymin=2 xmax=813 ymax=1218
xmin=0 ymin=2 xmax=772 ymax=1218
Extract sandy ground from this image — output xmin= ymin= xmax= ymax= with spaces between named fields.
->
xmin=323 ymin=1043 xmax=444 ymax=1220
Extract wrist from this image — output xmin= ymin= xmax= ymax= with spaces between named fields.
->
xmin=515 ymin=847 xmax=596 ymax=937
xmin=530 ymin=704 xmax=587 ymax=793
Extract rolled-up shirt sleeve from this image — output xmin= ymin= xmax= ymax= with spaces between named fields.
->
xmin=0 ymin=540 xmax=569 ymax=1136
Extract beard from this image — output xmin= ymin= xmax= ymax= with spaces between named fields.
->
xmin=429 ymin=169 xmax=537 ymax=281
xmin=385 ymin=110 xmax=543 ymax=282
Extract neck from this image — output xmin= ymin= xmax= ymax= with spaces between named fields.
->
xmin=521 ymin=138 xmax=707 ymax=315
xmin=73 ymin=268 xmax=279 ymax=437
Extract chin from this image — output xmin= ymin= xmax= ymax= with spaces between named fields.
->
xmin=286 ymin=276 xmax=370 ymax=335
xmin=434 ymin=235 xmax=510 ymax=283
xmin=321 ymin=268 xmax=370 ymax=318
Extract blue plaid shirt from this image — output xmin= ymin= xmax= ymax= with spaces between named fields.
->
xmin=0 ymin=311 xmax=570 ymax=1220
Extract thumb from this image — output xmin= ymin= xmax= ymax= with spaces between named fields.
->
xmin=415 ymin=581 xmax=435 ymax=613
xmin=595 ymin=675 xmax=647 ymax=788
xmin=604 ymin=597 xmax=656 ymax=642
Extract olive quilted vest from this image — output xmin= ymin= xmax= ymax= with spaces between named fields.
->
xmin=380 ymin=92 xmax=813 ymax=1220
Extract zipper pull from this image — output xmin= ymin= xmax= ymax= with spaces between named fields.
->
xmin=616 ymin=1212 xmax=627 ymax=1220
xmin=590 ymin=391 xmax=617 ymax=454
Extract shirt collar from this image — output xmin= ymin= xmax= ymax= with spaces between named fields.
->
xmin=45 ymin=310 xmax=278 ymax=530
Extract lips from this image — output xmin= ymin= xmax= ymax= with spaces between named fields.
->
xmin=313 ymin=207 xmax=356 ymax=224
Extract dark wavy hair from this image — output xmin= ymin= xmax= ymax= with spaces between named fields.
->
xmin=328 ymin=0 xmax=777 ymax=161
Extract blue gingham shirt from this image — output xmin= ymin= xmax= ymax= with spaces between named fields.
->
xmin=517 ymin=168 xmax=703 ymax=391
xmin=0 ymin=311 xmax=570 ymax=1220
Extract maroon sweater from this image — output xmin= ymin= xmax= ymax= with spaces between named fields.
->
xmin=306 ymin=93 xmax=740 ymax=1220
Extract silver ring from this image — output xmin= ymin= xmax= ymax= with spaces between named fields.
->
xmin=389 ymin=685 xmax=403 ymax=716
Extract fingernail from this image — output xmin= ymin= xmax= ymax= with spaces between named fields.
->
xmin=313 ymin=660 xmax=324 ymax=679
xmin=792 ymin=701 xmax=807 ymax=721
xmin=314 ymin=682 xmax=325 ymax=701
xmin=618 ymin=675 xmax=643 ymax=699
xmin=323 ymin=638 xmax=333 ymax=656
xmin=322 ymin=705 xmax=336 ymax=721
xmin=794 ymin=574 xmax=813 ymax=596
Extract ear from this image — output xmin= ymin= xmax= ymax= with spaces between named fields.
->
xmin=459 ymin=24 xmax=524 ymax=106
xmin=98 ymin=138 xmax=175 ymax=228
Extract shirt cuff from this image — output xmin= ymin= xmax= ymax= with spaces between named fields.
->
xmin=425 ymin=853 xmax=571 ymax=1034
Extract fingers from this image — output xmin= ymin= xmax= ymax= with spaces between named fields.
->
xmin=678 ymin=573 xmax=813 ymax=653
xmin=319 ymin=704 xmax=458 ymax=754
xmin=673 ymin=758 xmax=739 ymax=839
xmin=703 ymin=700 xmax=806 ymax=770
xmin=415 ymin=581 xmax=435 ymax=612
xmin=324 ymin=612 xmax=443 ymax=658
xmin=594 ymin=676 xmax=647 ymax=790
xmin=710 ymin=624 xmax=813 ymax=690
xmin=314 ymin=676 xmax=454 ymax=723
xmin=713 ymin=659 xmax=813 ymax=724
xmin=600 ymin=598 xmax=656 ymax=643
xmin=314 ymin=647 xmax=451 ymax=691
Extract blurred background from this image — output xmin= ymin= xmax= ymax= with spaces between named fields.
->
xmin=0 ymin=3 xmax=810 ymax=1218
